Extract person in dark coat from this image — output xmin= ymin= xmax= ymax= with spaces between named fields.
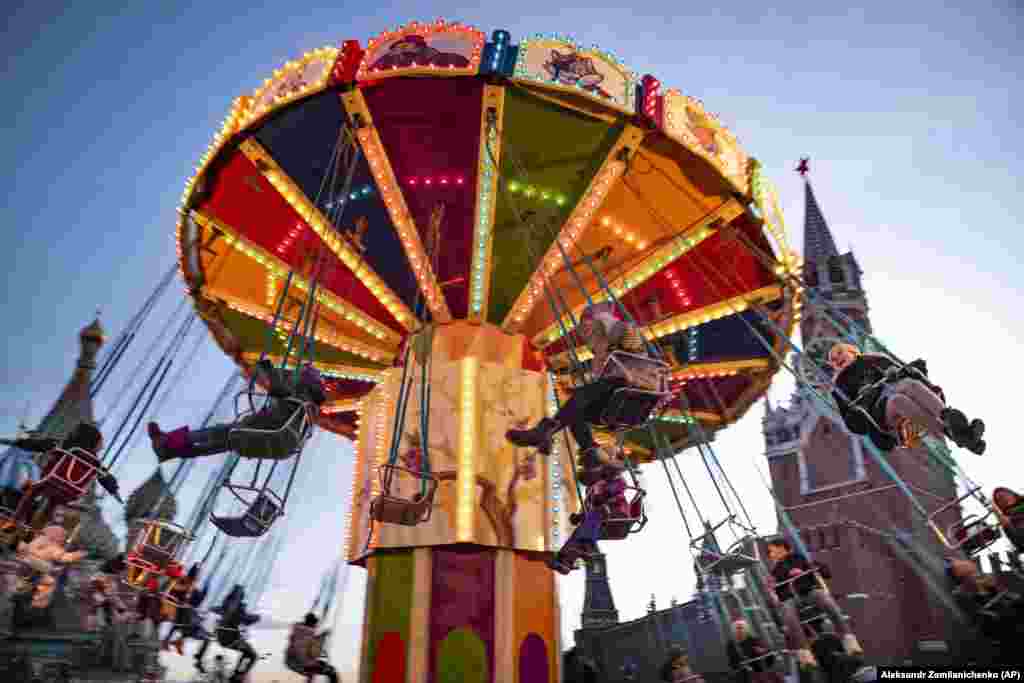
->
xmin=4 ymin=422 xmax=122 ymax=528
xmin=507 ymin=303 xmax=656 ymax=472
xmin=196 ymin=585 xmax=261 ymax=682
xmin=766 ymin=539 xmax=862 ymax=656
xmin=946 ymin=559 xmax=1024 ymax=666
xmin=727 ymin=619 xmax=783 ymax=683
xmin=148 ymin=360 xmax=325 ymax=462
xmin=827 ymin=343 xmax=984 ymax=454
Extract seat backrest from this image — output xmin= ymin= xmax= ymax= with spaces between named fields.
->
xmin=250 ymin=493 xmax=282 ymax=522
xmin=42 ymin=448 xmax=99 ymax=489
xmin=600 ymin=351 xmax=669 ymax=392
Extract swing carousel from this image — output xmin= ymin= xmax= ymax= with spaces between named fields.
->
xmin=174 ymin=20 xmax=801 ymax=681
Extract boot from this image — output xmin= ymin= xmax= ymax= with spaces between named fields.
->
xmin=505 ymin=418 xmax=559 ymax=455
xmin=941 ymin=409 xmax=986 ymax=454
xmin=148 ymin=423 xmax=187 ymax=463
xmin=842 ymin=633 xmax=864 ymax=656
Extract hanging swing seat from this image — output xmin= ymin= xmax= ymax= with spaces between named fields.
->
xmin=230 ymin=392 xmax=316 ymax=461
xmin=211 ymin=488 xmax=285 ymax=538
xmin=370 ymin=464 xmax=439 ymax=526
xmin=691 ymin=519 xmax=757 ymax=575
xmin=597 ymin=486 xmax=647 ymax=540
xmin=796 ymin=595 xmax=830 ymax=630
xmin=595 ymin=352 xmax=672 ymax=431
xmin=927 ymin=486 xmax=1001 ymax=555
xmin=949 ymin=513 xmax=1002 ymax=556
xmin=125 ymin=519 xmax=191 ymax=587
xmin=33 ymin=447 xmax=102 ymax=499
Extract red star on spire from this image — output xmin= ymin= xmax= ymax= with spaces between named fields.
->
xmin=796 ymin=157 xmax=810 ymax=176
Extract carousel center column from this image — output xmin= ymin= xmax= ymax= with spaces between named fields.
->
xmin=347 ymin=321 xmax=576 ymax=683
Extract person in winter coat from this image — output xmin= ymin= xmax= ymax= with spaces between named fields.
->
xmin=506 ymin=302 xmax=659 ymax=471
xmin=726 ymin=619 xmax=783 ymax=683
xmin=162 ymin=563 xmax=204 ymax=655
xmin=286 ymin=612 xmax=339 ymax=682
xmin=196 ymin=585 xmax=261 ymax=682
xmin=827 ymin=343 xmax=984 ymax=454
xmin=660 ymin=648 xmax=704 ymax=683
xmin=766 ymin=538 xmax=862 ymax=657
xmin=148 ymin=360 xmax=326 ymax=463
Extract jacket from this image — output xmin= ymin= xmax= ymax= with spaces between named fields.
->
xmin=833 ymin=354 xmax=934 ymax=451
xmin=770 ymin=555 xmax=826 ymax=600
xmin=287 ymin=623 xmax=326 ymax=669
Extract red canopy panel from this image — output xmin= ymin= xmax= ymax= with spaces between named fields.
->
xmin=538 ymin=221 xmax=776 ymax=358
xmin=674 ymin=374 xmax=753 ymax=414
xmin=198 ymin=150 xmax=405 ymax=334
xmin=320 ymin=411 xmax=359 ymax=437
xmin=361 ymin=78 xmax=484 ymax=319
xmin=323 ymin=377 xmax=377 ymax=402
xmin=618 ymin=227 xmax=775 ymax=318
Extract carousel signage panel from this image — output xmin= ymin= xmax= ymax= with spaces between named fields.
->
xmin=356 ymin=20 xmax=485 ymax=81
xmin=512 ymin=36 xmax=637 ymax=114
xmin=661 ymin=90 xmax=749 ymax=195
xmin=241 ymin=48 xmax=338 ymax=130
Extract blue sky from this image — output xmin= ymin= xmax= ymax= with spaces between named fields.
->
xmin=2 ymin=1 xmax=1021 ymax=679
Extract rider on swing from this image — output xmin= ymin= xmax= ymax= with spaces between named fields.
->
xmin=506 ymin=302 xmax=646 ymax=473
xmin=161 ymin=563 xmax=204 ymax=655
xmin=196 ymin=585 xmax=261 ymax=682
xmin=549 ymin=464 xmax=630 ymax=573
xmin=147 ymin=359 xmax=327 ymax=463
xmin=827 ymin=343 xmax=985 ymax=454
xmin=4 ymin=422 xmax=122 ymax=529
xmin=287 ymin=612 xmax=339 ymax=682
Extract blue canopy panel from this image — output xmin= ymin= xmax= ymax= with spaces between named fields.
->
xmin=250 ymin=91 xmax=424 ymax=319
xmin=663 ymin=305 xmax=779 ymax=365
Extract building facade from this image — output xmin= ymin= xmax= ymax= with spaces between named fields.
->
xmin=0 ymin=317 xmax=174 ymax=681
xmin=762 ymin=167 xmax=962 ymax=665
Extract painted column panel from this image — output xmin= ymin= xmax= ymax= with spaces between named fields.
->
xmin=429 ymin=547 xmax=495 ymax=682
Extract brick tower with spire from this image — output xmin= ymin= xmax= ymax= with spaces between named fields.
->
xmin=580 ymin=548 xmax=619 ymax=629
xmin=0 ymin=317 xmax=119 ymax=559
xmin=762 ymin=159 xmax=961 ymax=665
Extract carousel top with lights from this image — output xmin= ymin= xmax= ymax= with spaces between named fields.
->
xmin=175 ymin=19 xmax=801 ymax=457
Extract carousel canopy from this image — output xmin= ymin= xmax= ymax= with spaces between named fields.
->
xmin=176 ymin=21 xmax=801 ymax=456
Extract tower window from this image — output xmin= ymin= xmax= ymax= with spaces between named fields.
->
xmin=828 ymin=258 xmax=844 ymax=284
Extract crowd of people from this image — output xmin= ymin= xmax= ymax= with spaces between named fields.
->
xmin=2 ymin=294 xmax=1020 ymax=682
xmin=0 ymin=357 xmax=338 ymax=681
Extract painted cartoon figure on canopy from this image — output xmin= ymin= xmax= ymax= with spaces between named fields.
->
xmin=827 ymin=343 xmax=985 ymax=454
xmin=369 ymin=34 xmax=470 ymax=70
xmin=148 ymin=359 xmax=326 ymax=463
xmin=685 ymin=107 xmax=719 ymax=155
xmin=3 ymin=422 xmax=122 ymax=530
xmin=542 ymin=50 xmax=613 ymax=100
xmin=506 ymin=302 xmax=648 ymax=472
